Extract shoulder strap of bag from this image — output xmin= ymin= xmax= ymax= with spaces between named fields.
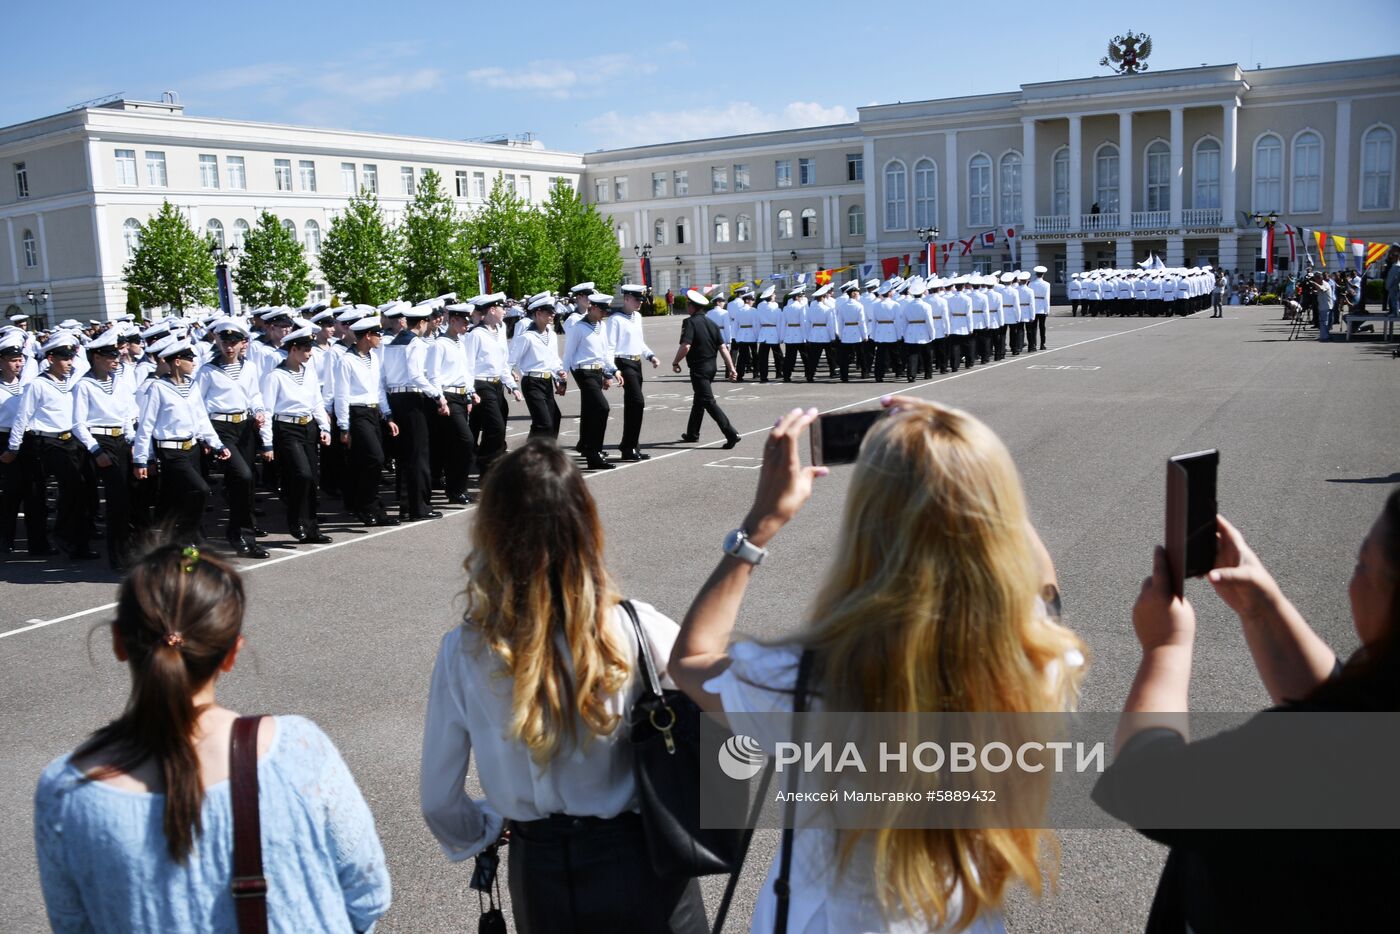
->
xmin=620 ymin=599 xmax=664 ymax=701
xmin=230 ymin=714 xmax=268 ymax=934
xmin=773 ymin=649 xmax=813 ymax=934
xmin=711 ymin=761 xmax=774 ymax=933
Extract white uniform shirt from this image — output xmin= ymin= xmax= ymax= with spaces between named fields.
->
xmin=1161 ymin=276 xmax=1180 ymax=301
xmin=427 ymin=334 xmax=475 ymax=393
xmin=466 ymin=324 xmax=519 ymax=391
xmin=510 ymin=325 xmax=565 ymax=376
xmin=562 ymin=317 xmax=617 ymax=375
xmin=898 ymin=297 xmax=936 ymax=345
xmin=835 ymin=298 xmax=868 ymax=343
xmin=1017 ymin=285 xmax=1036 ymax=322
xmin=7 ymin=374 xmax=75 ymax=449
xmin=260 ymin=363 xmax=331 ymax=442
xmin=755 ymin=301 xmax=783 ymax=345
xmin=604 ymin=310 xmax=657 ymax=361
xmin=968 ymin=290 xmax=989 ymax=330
xmin=1144 ymin=278 xmax=1162 ymax=301
xmin=192 ymin=357 xmax=266 ymax=418
xmin=0 ymin=374 xmax=31 ymax=431
xmin=1067 ymin=278 xmax=1082 ymax=302
xmin=335 ymin=347 xmax=391 ymax=426
xmin=869 ymin=298 xmax=901 ymax=343
xmin=382 ymin=331 xmax=443 ymax=400
xmin=802 ymin=300 xmax=836 ymax=343
xmin=1031 ymin=278 xmax=1051 ymax=315
xmin=727 ymin=302 xmax=759 ymax=343
xmin=72 ymin=372 xmax=138 ymax=454
xmin=780 ymin=300 xmax=807 ymax=344
xmin=705 ymin=304 xmax=730 ymax=341
xmin=945 ymin=290 xmax=973 ymax=336
xmin=131 ymin=378 xmax=223 ymax=462
xmin=984 ymin=288 xmax=1005 ymax=329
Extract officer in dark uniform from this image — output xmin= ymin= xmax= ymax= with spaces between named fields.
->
xmin=672 ymin=290 xmax=740 ymax=448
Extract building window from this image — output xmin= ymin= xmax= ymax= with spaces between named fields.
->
xmin=343 ymin=163 xmax=358 ymax=193
xmin=914 ymin=158 xmax=937 ymax=229
xmin=123 ymin=218 xmax=141 ymax=258
xmin=998 ymin=152 xmax=1022 ymax=223
xmin=115 ymin=149 xmax=138 ymax=186
xmin=658 ymin=269 xmax=673 ymax=291
xmin=227 ymin=156 xmax=246 ymax=190
xmin=884 ymin=160 xmax=907 ymax=230
xmin=1052 ymin=147 xmax=1069 ymax=215
xmin=199 ymin=154 xmax=219 ymax=189
xmin=737 ymin=265 xmax=753 ymax=284
xmin=613 ymin=225 xmax=626 ymax=248
xmin=711 ymin=166 xmax=727 ymax=193
xmin=206 ymin=218 xmax=224 ymax=249
xmin=281 ymin=218 xmax=297 ymax=237
xmin=594 ymin=178 xmax=608 ymax=202
xmin=14 ymin=162 xmax=29 ymax=198
xmin=22 ymin=229 xmax=37 ymax=268
xmin=734 ymin=164 xmax=750 ymax=191
xmin=714 ymin=266 xmax=729 ymax=286
xmin=363 ymin=164 xmax=378 ymax=194
xmin=968 ymin=154 xmax=992 ymax=225
xmin=1193 ymin=139 xmax=1220 ymax=209
xmin=676 ymin=217 xmax=689 ymax=244
xmin=799 ymin=158 xmax=814 ymax=185
xmin=402 ymin=166 xmax=418 ymax=195
xmin=652 ymin=172 xmax=667 ymax=197
xmin=305 ymin=220 xmax=321 ymax=255
xmin=653 ymin=218 xmax=667 ymax=245
xmin=1094 ymin=144 xmax=1120 ymax=214
xmin=776 ymin=159 xmax=792 ymax=188
xmin=503 ymin=173 xmax=517 ymax=195
xmin=848 ymin=204 xmax=865 ymax=237
xmin=1253 ymin=135 xmax=1282 ymax=213
xmin=1291 ymin=130 xmax=1322 ymax=213
xmin=673 ymin=170 xmax=688 ymax=195
xmin=473 ymin=171 xmax=486 ymax=199
xmin=233 ymin=218 xmax=250 ymax=248
xmin=800 ymin=208 xmax=817 ymax=238
xmin=714 ymin=215 xmax=730 ymax=243
xmin=1361 ymin=125 xmax=1395 ymax=210
xmin=777 ymin=209 xmax=794 ymax=239
xmin=1145 ymin=141 xmax=1170 ymax=211
xmin=736 ymin=214 xmax=752 ymax=242
xmin=274 ymin=159 xmax=293 ymax=191
xmin=846 ymin=153 xmax=863 ymax=182
xmin=145 ymin=151 xmax=168 ymax=187
xmin=520 ymin=176 xmax=533 ymax=201
xmin=613 ymin=176 xmax=626 ymax=201
xmin=455 ymin=170 xmax=469 ymax=197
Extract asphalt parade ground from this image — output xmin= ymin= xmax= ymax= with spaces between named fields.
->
xmin=3 ymin=306 xmax=1397 ymax=932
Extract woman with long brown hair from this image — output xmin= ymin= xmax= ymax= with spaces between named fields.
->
xmin=420 ymin=438 xmax=706 ymax=933
xmin=34 ymin=543 xmax=390 ymax=932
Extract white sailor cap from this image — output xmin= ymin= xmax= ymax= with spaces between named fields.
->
xmin=587 ymin=291 xmax=613 ymax=307
xmin=403 ymin=303 xmax=436 ymax=319
xmin=141 ymin=320 xmax=173 ymax=340
xmin=527 ymin=295 xmax=557 ymax=312
xmin=350 ymin=316 xmax=385 ymax=332
xmin=119 ymin=323 xmax=143 ymax=339
xmin=758 ymin=285 xmax=776 ymax=300
xmin=310 ymin=308 xmax=337 ymax=324
xmin=907 ymin=278 xmax=927 ymax=296
xmin=1016 ymin=271 xmax=1031 ymax=281
xmin=158 ymin=338 xmax=196 ymax=359
xmin=701 ymin=284 xmax=722 ymax=298
xmin=473 ymin=292 xmax=507 ymax=307
xmin=282 ymin=326 xmax=316 ymax=346
xmin=685 ymin=289 xmax=710 ymax=307
xmin=115 ymin=313 xmax=135 ymax=323
xmin=259 ymin=307 xmax=296 ymax=324
xmin=894 ymin=281 xmax=911 ymax=295
xmin=569 ymin=281 xmax=595 ymax=295
xmin=86 ymin=328 xmax=122 ymax=351
xmin=212 ymin=318 xmax=250 ymax=337
xmin=0 ymin=333 xmax=23 ymax=354
xmin=1033 ymin=265 xmax=1048 ymax=274
xmin=619 ymin=284 xmax=646 ymax=296
xmin=58 ymin=319 xmax=82 ymax=330
xmin=8 ymin=313 xmax=27 ymax=323
xmin=840 ymin=280 xmax=860 ymax=293
xmin=145 ymin=334 xmax=174 ymax=356
xmin=812 ymin=283 xmax=833 ymax=299
xmin=443 ymin=302 xmax=474 ymax=317
xmin=864 ymin=278 xmax=880 ymax=290
xmin=335 ymin=307 xmax=365 ymax=324
xmin=999 ymin=273 xmax=1016 ymax=284
xmin=435 ymin=292 xmax=458 ymax=304
xmin=786 ymin=286 xmax=806 ymax=299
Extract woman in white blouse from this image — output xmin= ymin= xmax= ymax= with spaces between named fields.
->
xmin=420 ymin=439 xmax=706 ymax=934
xmin=670 ymin=397 xmax=1086 ymax=934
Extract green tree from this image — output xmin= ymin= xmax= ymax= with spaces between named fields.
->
xmin=319 ymin=189 xmax=404 ymax=305
xmin=122 ymin=200 xmax=217 ymax=311
xmin=541 ymin=178 xmax=623 ymax=293
xmin=468 ymin=176 xmax=560 ymax=297
xmin=233 ymin=210 xmax=314 ymax=307
xmin=400 ymin=169 xmax=475 ymax=301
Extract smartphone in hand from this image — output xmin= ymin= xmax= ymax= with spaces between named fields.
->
xmin=810 ymin=409 xmax=886 ymax=466
xmin=1165 ymin=449 xmax=1219 ymax=598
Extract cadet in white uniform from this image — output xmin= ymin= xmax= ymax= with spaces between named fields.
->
xmin=383 ymin=303 xmax=445 ymax=522
xmin=0 ymin=334 xmax=48 ymax=554
xmin=511 ymin=296 xmax=568 ymax=440
xmin=802 ymin=284 xmax=837 ymax=382
xmin=73 ymin=328 xmax=139 ymax=567
xmin=606 ymin=284 xmax=659 ymax=460
xmin=334 ymin=315 xmax=399 ymax=527
xmin=835 ymin=281 xmax=869 ymax=381
xmin=429 ymin=304 xmax=478 ymax=505
xmin=779 ymin=287 xmax=807 ymax=382
xmin=753 ymin=285 xmax=782 ymax=383
xmin=869 ymin=281 xmax=902 ymax=382
xmin=1030 ymin=266 xmax=1051 ymax=350
xmin=564 ymin=292 xmax=621 ymax=470
xmin=466 ymin=294 xmax=521 ymax=480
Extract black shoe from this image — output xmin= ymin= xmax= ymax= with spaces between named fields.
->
xmin=405 ymin=510 xmax=443 ymax=521
xmin=586 ymin=457 xmax=616 ymax=470
xmin=679 ymin=434 xmax=699 ymax=443
xmin=722 ymin=435 xmax=741 ymax=449
xmin=290 ymin=525 xmax=309 ymax=542
xmin=231 ymin=537 xmax=270 ymax=559
xmin=447 ymin=493 xmax=474 ymax=505
xmin=352 ymin=511 xmax=377 ymax=525
xmin=375 ymin=512 xmax=401 ymax=526
xmin=304 ymin=532 xmax=332 ymax=545
xmin=251 ymin=526 xmax=268 ymax=537
xmin=619 ymin=449 xmax=651 ymax=462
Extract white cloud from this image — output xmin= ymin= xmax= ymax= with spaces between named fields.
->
xmin=583 ymin=101 xmax=854 ymax=150
xmin=468 ymin=54 xmax=652 ymax=99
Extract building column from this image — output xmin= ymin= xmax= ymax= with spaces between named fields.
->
xmin=1218 ymin=233 xmax=1240 ymax=277
xmin=36 ymin=213 xmax=51 ymax=283
xmin=1221 ymin=100 xmax=1238 ymax=228
xmin=1066 ymin=239 xmax=1085 ymax=276
xmin=1118 ymin=111 xmax=1134 ymax=230
xmin=1169 ymin=106 xmax=1185 ymax=227
xmin=862 ymin=138 xmax=877 ymax=259
xmin=1116 ymin=238 xmax=1134 ymax=268
xmin=1332 ymin=98 xmax=1352 ymax=227
xmin=1068 ymin=116 xmax=1083 ymax=230
xmin=1022 ymin=118 xmax=1037 ymax=232
xmin=822 ymin=195 xmax=834 ymax=250
xmin=1020 ymin=241 xmax=1038 ymax=273
xmin=4 ymin=218 xmax=16 ymax=285
xmin=1166 ymin=235 xmax=1185 ymax=267
xmin=944 ymin=130 xmax=959 ymax=273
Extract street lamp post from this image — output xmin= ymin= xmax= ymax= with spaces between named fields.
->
xmin=471 ymin=243 xmax=498 ymax=294
xmin=209 ymin=240 xmax=239 ymax=316
xmin=25 ymin=288 xmax=49 ymax=329
xmin=917 ymin=226 xmax=941 ymax=276
xmin=633 ymin=241 xmax=653 ymax=303
xmin=1251 ymin=211 xmax=1280 ymax=278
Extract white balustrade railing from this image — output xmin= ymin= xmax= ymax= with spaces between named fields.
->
xmin=1082 ymin=213 xmax=1116 ymax=232
xmin=1182 ymin=208 xmax=1222 ymax=227
xmin=1132 ymin=210 xmax=1171 ymax=229
xmin=1035 ymin=214 xmax=1070 ymax=234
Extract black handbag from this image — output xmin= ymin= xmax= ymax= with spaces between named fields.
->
xmin=623 ymin=599 xmax=748 ymax=879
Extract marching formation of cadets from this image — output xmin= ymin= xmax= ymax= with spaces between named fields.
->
xmin=1065 ymin=265 xmax=1218 ymax=317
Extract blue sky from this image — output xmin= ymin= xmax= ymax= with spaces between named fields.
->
xmin=10 ymin=0 xmax=1397 ymax=152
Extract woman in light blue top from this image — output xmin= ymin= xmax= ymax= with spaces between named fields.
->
xmin=33 ymin=543 xmax=391 ymax=933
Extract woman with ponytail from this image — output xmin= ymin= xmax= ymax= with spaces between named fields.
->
xmin=34 ymin=543 xmax=391 ymax=933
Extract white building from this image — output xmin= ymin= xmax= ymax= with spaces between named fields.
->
xmin=0 ymin=95 xmax=582 ymax=325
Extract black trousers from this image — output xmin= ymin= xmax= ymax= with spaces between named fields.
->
xmin=272 ymin=422 xmax=321 ymax=534
xmin=614 ymin=357 xmax=645 ymax=451
xmin=470 ymin=381 xmax=508 ymax=475
xmin=0 ymin=430 xmax=49 ymax=551
xmin=389 ymin=392 xmax=432 ymax=518
xmin=30 ymin=436 xmax=89 ymax=552
xmin=441 ymin=393 xmax=475 ymax=499
xmin=154 ymin=445 xmax=209 ymax=541
xmin=1033 ymin=314 xmax=1048 ymax=349
xmin=211 ymin=419 xmax=257 ymax=540
xmin=1024 ymin=314 xmax=1040 ymax=350
xmin=572 ymin=369 xmax=610 ymax=456
xmin=686 ymin=363 xmax=736 ymax=440
xmin=973 ymin=329 xmax=991 ymax=364
xmin=1009 ymin=321 xmax=1025 ymax=354
xmin=320 ymin=412 xmax=344 ymax=497
xmin=755 ymin=343 xmax=779 ymax=382
xmin=509 ymin=813 xmax=707 ymax=934
xmin=874 ymin=341 xmax=903 ymax=381
xmin=803 ymin=341 xmax=835 ymax=381
xmin=522 ymin=375 xmax=561 ymax=438
xmin=835 ymin=341 xmax=863 ymax=380
xmin=345 ymin=405 xmax=389 ymax=516
xmin=903 ymin=342 xmax=932 ymax=381
xmin=781 ymin=342 xmax=804 ymax=380
xmin=732 ymin=341 xmax=757 ymax=379
xmin=92 ymin=435 xmax=133 ymax=564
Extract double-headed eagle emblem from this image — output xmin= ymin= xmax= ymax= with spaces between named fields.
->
xmin=1101 ymin=32 xmax=1152 ymax=75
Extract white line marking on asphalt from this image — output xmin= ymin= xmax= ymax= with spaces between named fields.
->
xmin=3 ymin=317 xmax=1176 ymax=640
xmin=703 ymin=457 xmax=762 ymax=469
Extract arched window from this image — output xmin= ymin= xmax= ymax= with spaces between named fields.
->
xmin=968 ymin=154 xmax=992 ymax=225
xmin=776 ymin=209 xmax=794 ymax=239
xmin=800 ymin=208 xmax=817 ymax=238
xmin=1361 ymin=125 xmax=1395 ymax=210
xmin=1094 ymin=144 xmax=1120 ymax=213
xmin=281 ymin=218 xmax=297 ymax=237
xmin=616 ymin=225 xmax=628 ymax=249
xmin=847 ymin=204 xmax=865 ymax=237
xmin=675 ymin=217 xmax=689 ymax=245
xmin=713 ymin=214 xmax=730 ymax=243
xmin=201 ymin=219 xmax=222 ymax=250
xmin=883 ymin=160 xmax=907 ymax=230
xmin=998 ymin=152 xmax=1022 ymax=223
xmin=304 ymin=219 xmax=321 ymax=255
xmin=1253 ymin=134 xmax=1283 ymax=213
xmin=913 ymin=158 xmax=937 ymax=228
xmin=653 ymin=218 xmax=666 ymax=245
xmin=123 ymin=218 xmax=142 ymax=258
xmin=1291 ymin=130 xmax=1322 ymax=213
xmin=736 ymin=214 xmax=752 ymax=241
xmin=1145 ymin=141 xmax=1170 ymax=211
xmin=233 ymin=218 xmax=250 ymax=249
xmin=1052 ymin=147 xmax=1070 ymax=216
xmin=1193 ymin=138 xmax=1221 ymax=209
xmin=21 ymin=229 xmax=37 ymax=268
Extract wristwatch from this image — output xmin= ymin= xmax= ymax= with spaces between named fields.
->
xmin=722 ymin=527 xmax=768 ymax=565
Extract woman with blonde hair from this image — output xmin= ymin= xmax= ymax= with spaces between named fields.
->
xmin=420 ymin=438 xmax=706 ymax=933
xmin=670 ymin=396 xmax=1085 ymax=933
